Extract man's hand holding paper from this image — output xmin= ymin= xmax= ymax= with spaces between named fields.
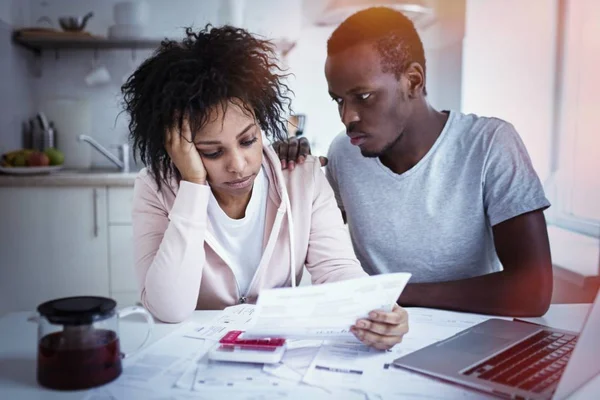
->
xmin=352 ymin=303 xmax=408 ymax=350
xmin=244 ymin=273 xmax=411 ymax=350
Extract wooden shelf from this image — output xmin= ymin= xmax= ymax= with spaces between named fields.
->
xmin=13 ymin=32 xmax=162 ymax=53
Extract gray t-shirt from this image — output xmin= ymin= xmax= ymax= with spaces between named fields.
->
xmin=326 ymin=111 xmax=550 ymax=283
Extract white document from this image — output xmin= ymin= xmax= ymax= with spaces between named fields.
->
xmin=119 ymin=334 xmax=210 ymax=388
xmin=302 ymin=307 xmax=499 ymax=398
xmin=371 ymin=368 xmax=496 ymax=400
xmin=174 ymin=351 xmax=210 ymax=391
xmin=191 ymin=354 xmax=295 ymax=392
xmin=302 ymin=341 xmax=383 ymax=389
xmin=244 ymin=273 xmax=411 ymax=340
xmin=389 ymin=307 xmax=495 ymax=360
xmin=86 ymin=382 xmax=206 ymax=400
xmin=262 ymin=339 xmax=324 ymax=382
xmin=181 ymin=303 xmax=257 ymax=341
xmin=263 ymin=344 xmax=322 ymax=382
xmin=406 ymin=307 xmax=494 ymax=325
xmin=87 ymin=296 xmax=502 ymax=400
xmin=85 ymin=325 xmax=213 ymax=400
xmin=88 ymin=382 xmax=357 ymax=400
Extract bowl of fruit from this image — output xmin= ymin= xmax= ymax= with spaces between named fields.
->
xmin=0 ymin=148 xmax=65 ymax=175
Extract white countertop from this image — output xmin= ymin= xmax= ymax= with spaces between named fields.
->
xmin=0 ymin=168 xmax=139 ymax=187
xmin=1 ymin=305 xmax=599 ymax=399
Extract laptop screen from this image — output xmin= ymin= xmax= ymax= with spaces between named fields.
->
xmin=554 ymin=290 xmax=600 ymax=399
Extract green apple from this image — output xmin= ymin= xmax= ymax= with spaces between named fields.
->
xmin=44 ymin=148 xmax=64 ymax=166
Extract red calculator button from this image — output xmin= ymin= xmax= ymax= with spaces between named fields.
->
xmin=219 ymin=331 xmax=285 ymax=347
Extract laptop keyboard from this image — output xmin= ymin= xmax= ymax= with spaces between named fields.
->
xmin=463 ymin=330 xmax=578 ymax=394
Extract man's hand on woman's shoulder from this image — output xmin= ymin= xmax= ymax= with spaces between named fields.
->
xmin=272 ymin=137 xmax=328 ymax=171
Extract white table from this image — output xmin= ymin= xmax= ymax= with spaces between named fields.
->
xmin=1 ymin=305 xmax=598 ymax=399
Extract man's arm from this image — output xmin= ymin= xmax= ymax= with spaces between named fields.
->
xmin=398 ymin=210 xmax=553 ymax=317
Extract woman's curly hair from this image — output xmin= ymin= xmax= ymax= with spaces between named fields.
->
xmin=121 ymin=25 xmax=291 ymax=190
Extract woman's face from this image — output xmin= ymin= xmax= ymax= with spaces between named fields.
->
xmin=194 ymin=101 xmax=264 ymax=198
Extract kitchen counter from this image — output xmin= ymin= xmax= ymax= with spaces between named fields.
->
xmin=0 ymin=168 xmax=139 ymax=187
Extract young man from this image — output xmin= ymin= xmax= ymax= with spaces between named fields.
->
xmin=275 ymin=7 xmax=553 ymax=317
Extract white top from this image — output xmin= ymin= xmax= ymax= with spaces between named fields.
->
xmin=207 ymin=168 xmax=268 ymax=295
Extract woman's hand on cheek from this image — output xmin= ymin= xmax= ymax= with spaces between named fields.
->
xmin=351 ymin=304 xmax=408 ymax=350
xmin=165 ymin=118 xmax=207 ymax=185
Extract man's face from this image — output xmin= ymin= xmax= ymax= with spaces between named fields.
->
xmin=325 ymin=42 xmax=412 ymax=157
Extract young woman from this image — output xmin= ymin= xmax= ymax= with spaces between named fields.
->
xmin=122 ymin=26 xmax=408 ymax=350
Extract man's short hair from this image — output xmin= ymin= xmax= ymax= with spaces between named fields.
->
xmin=327 ymin=7 xmax=427 ymax=95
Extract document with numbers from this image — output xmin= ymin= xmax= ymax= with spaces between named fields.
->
xmin=243 ymin=273 xmax=411 ymax=340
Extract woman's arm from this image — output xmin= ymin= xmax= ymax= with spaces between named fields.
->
xmin=132 ymin=176 xmax=210 ymax=322
xmin=304 ymin=161 xmax=368 ymax=283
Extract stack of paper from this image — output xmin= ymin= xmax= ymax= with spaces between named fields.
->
xmin=85 ymin=274 xmax=499 ymax=399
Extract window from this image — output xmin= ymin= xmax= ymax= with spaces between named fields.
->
xmin=547 ymin=0 xmax=600 ymax=238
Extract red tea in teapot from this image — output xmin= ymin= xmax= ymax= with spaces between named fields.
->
xmin=37 ymin=328 xmax=122 ymax=390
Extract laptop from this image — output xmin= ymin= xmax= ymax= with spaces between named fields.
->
xmin=393 ymin=290 xmax=600 ymax=399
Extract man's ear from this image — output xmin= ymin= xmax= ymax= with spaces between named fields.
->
xmin=405 ymin=62 xmax=425 ymax=98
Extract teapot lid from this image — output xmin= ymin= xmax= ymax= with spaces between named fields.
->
xmin=37 ymin=296 xmax=117 ymax=326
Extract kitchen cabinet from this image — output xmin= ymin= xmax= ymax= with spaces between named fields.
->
xmin=109 ymin=225 xmax=138 ymax=302
xmin=107 ymin=187 xmax=139 ymax=307
xmin=108 ymin=187 xmax=134 ymax=224
xmin=0 ymin=185 xmax=139 ymax=316
xmin=0 ymin=187 xmax=109 ymax=315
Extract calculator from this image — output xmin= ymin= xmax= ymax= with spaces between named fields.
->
xmin=207 ymin=330 xmax=287 ymax=364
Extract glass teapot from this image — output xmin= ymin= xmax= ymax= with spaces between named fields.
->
xmin=29 ymin=296 xmax=153 ymax=391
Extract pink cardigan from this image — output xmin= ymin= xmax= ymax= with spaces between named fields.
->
xmin=132 ymin=146 xmax=367 ymax=323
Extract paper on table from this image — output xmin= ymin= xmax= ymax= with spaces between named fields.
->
xmin=190 ymin=352 xmax=296 ymax=392
xmin=88 ymin=357 xmax=370 ymax=400
xmin=191 ymin=354 xmax=369 ymax=399
xmin=302 ymin=307 xmax=498 ymax=398
xmin=119 ymin=334 xmax=210 ymax=388
xmin=177 ymin=345 xmax=368 ymax=400
xmin=372 ymin=367 xmax=495 ymax=400
xmin=174 ymin=350 xmax=210 ymax=391
xmin=86 ymin=305 xmax=367 ymax=400
xmin=244 ymin=273 xmax=411 ymax=340
xmin=86 ymin=382 xmax=207 ymax=400
xmin=302 ymin=341 xmax=382 ymax=389
xmin=263 ymin=344 xmax=322 ymax=382
xmin=180 ymin=304 xmax=257 ymax=341
xmin=406 ymin=307 xmax=503 ymax=333
xmin=88 ymin=382 xmax=356 ymax=400
xmin=85 ymin=325 xmax=213 ymax=399
xmin=389 ymin=307 xmax=496 ymax=359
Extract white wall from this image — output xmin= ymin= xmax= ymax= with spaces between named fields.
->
xmin=0 ymin=0 xmax=30 ymax=26
xmin=550 ymin=0 xmax=600 ymax=231
xmin=28 ymin=0 xmax=221 ymax=38
xmin=284 ymin=25 xmax=343 ymax=156
xmin=26 ymin=0 xmax=225 ymax=168
xmin=6 ymin=0 xmax=466 ymax=166
xmin=25 ymin=0 xmax=305 ymax=168
xmin=0 ymin=0 xmax=11 ymax=24
xmin=461 ymin=0 xmax=558 ymax=183
xmin=0 ymin=0 xmax=34 ymax=154
xmin=243 ymin=0 xmax=302 ymax=41
xmin=421 ymin=0 xmax=465 ymax=112
xmin=290 ymin=0 xmax=466 ymax=157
